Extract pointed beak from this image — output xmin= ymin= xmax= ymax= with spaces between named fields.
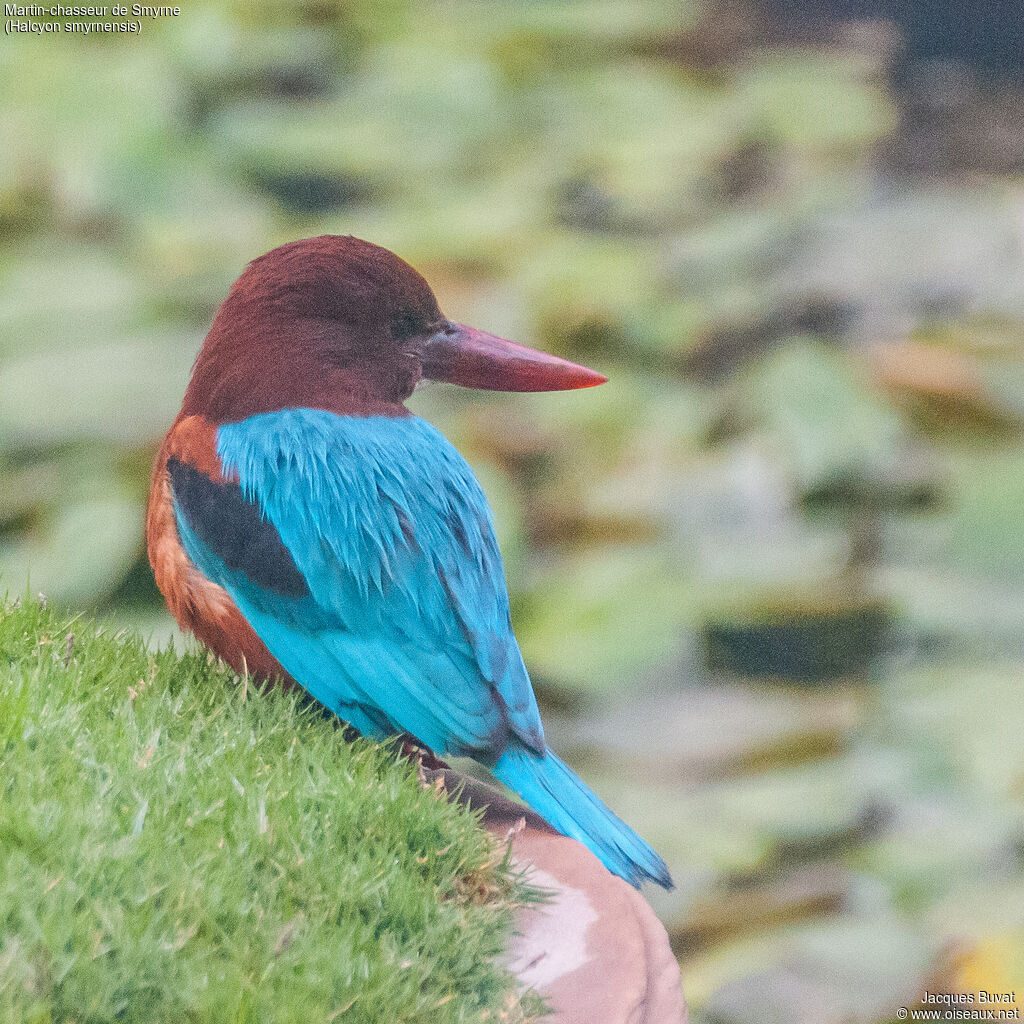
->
xmin=421 ymin=322 xmax=607 ymax=392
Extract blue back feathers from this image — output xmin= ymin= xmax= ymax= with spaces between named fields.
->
xmin=175 ymin=409 xmax=542 ymax=757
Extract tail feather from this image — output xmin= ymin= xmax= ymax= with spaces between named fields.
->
xmin=493 ymin=745 xmax=673 ymax=889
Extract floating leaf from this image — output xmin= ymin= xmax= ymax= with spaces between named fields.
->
xmin=0 ymin=492 xmax=143 ymax=608
xmin=0 ymin=332 xmax=199 ymax=448
xmin=516 ymin=545 xmax=693 ymax=696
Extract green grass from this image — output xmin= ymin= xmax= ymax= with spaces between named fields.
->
xmin=0 ymin=596 xmax=535 ymax=1023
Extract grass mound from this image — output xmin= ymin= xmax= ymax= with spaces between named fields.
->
xmin=0 ymin=597 xmax=532 ymax=1023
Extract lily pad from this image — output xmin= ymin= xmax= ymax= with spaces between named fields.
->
xmin=566 ymin=682 xmax=861 ymax=780
xmin=516 ymin=545 xmax=694 ymax=698
xmin=736 ymin=339 xmax=911 ymax=498
xmin=699 ymin=914 xmax=937 ymax=1024
xmin=0 ymin=491 xmax=143 ymax=608
xmin=0 ymin=331 xmax=199 ymax=448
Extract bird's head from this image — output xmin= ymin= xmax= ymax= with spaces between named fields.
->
xmin=182 ymin=235 xmax=605 ymax=422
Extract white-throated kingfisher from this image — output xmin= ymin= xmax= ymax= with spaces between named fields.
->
xmin=147 ymin=236 xmax=671 ymax=889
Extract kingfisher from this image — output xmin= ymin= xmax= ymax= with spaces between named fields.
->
xmin=147 ymin=235 xmax=671 ymax=889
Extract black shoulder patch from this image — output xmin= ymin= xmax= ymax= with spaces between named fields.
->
xmin=167 ymin=456 xmax=310 ymax=598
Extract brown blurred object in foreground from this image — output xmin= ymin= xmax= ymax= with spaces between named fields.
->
xmin=423 ymin=767 xmax=686 ymax=1024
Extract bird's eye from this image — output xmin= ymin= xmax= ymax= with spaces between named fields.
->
xmin=392 ymin=310 xmax=422 ymax=341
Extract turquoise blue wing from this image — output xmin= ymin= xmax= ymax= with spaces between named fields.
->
xmin=171 ymin=408 xmax=544 ymax=761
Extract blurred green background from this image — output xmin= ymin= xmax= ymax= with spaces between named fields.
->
xmin=3 ymin=1 xmax=1024 ymax=1018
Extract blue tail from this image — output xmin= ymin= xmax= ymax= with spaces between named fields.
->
xmin=492 ymin=745 xmax=673 ymax=889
